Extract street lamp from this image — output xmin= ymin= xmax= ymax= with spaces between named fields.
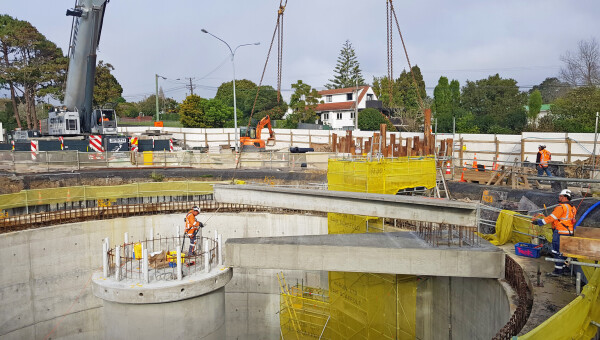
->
xmin=155 ymin=74 xmax=180 ymax=121
xmin=201 ymin=28 xmax=259 ymax=152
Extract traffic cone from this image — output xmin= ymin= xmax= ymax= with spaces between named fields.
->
xmin=446 ymin=161 xmax=451 ymax=175
xmin=473 ymin=153 xmax=478 ymax=171
xmin=460 ymin=162 xmax=467 ymax=182
xmin=492 ymin=155 xmax=499 ymax=171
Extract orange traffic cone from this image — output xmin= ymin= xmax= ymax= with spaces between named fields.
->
xmin=446 ymin=161 xmax=451 ymax=175
xmin=460 ymin=162 xmax=467 ymax=182
xmin=473 ymin=153 xmax=478 ymax=171
xmin=492 ymin=155 xmax=499 ymax=171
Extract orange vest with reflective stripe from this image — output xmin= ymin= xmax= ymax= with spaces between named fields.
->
xmin=185 ymin=210 xmax=200 ymax=237
xmin=543 ymin=203 xmax=576 ymax=235
xmin=540 ymin=149 xmax=551 ymax=167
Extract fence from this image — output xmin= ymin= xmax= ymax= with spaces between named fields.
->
xmin=0 ymin=150 xmax=328 ymax=172
xmin=118 ymin=127 xmax=598 ymax=165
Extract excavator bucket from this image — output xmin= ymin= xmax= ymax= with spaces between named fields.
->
xmin=266 ymin=137 xmax=276 ymax=147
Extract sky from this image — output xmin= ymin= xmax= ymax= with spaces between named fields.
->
xmin=2 ymin=0 xmax=599 ymax=103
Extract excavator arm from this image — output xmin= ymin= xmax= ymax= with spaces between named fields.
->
xmin=255 ymin=115 xmax=275 ymax=146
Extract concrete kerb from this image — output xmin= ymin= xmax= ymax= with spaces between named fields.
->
xmin=91 ymin=266 xmax=232 ymax=304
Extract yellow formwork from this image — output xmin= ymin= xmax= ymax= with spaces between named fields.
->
xmin=0 ymin=181 xmax=220 ymax=210
xmin=281 ymin=157 xmax=432 ymax=339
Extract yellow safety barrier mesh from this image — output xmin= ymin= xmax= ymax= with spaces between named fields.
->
xmin=280 ymin=157 xmax=432 ymax=339
xmin=518 ymin=266 xmax=600 ymax=340
xmin=0 ymin=181 xmax=220 ymax=210
xmin=478 ymin=210 xmax=553 ymax=246
xmin=327 ymin=157 xmax=436 ymax=194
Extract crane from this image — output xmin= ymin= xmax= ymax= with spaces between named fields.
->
xmin=41 ymin=0 xmax=117 ymax=136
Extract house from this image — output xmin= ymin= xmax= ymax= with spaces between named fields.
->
xmin=316 ymin=86 xmax=379 ymax=130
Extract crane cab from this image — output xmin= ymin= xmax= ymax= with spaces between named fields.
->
xmin=91 ymin=109 xmax=117 ymax=135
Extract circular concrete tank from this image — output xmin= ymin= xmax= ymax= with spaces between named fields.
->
xmin=92 ymin=267 xmax=232 ymax=339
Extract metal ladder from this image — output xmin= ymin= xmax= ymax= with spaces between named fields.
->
xmin=434 ymin=167 xmax=451 ymax=199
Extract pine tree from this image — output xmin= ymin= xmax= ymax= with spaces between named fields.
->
xmin=325 ymin=40 xmax=365 ymax=89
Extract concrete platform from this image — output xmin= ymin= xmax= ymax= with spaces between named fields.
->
xmin=226 ymin=232 xmax=505 ymax=279
xmin=214 ymin=185 xmax=480 ymax=227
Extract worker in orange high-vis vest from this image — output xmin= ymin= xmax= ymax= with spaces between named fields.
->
xmin=536 ymin=145 xmax=552 ymax=177
xmin=184 ymin=206 xmax=204 ymax=255
xmin=533 ymin=189 xmax=577 ymax=277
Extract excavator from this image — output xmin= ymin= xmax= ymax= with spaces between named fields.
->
xmin=239 ymin=115 xmax=275 ymax=151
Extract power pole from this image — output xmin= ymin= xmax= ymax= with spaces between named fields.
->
xmin=186 ymin=77 xmax=195 ymax=96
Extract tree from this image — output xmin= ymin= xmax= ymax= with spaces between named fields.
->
xmin=358 ymin=108 xmax=396 ymax=131
xmin=0 ymin=15 xmax=23 ymax=128
xmin=289 ymin=80 xmax=322 ymax=124
xmin=530 ymin=77 xmax=570 ymax=103
xmin=560 ymin=38 xmax=600 ymax=86
xmin=460 ymin=74 xmax=527 ymax=134
xmin=527 ymin=90 xmax=542 ymax=124
xmin=550 ymin=86 xmax=600 ymax=132
xmin=179 ymin=95 xmax=233 ymax=128
xmin=449 ymin=79 xmax=460 ymax=114
xmin=325 ymin=40 xmax=365 ymax=89
xmin=215 ymin=80 xmax=286 ymax=119
xmin=0 ymin=16 xmax=67 ymax=130
xmin=94 ymin=61 xmax=123 ymax=106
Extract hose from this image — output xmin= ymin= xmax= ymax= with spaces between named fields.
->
xmin=574 ymin=200 xmax=600 ymax=230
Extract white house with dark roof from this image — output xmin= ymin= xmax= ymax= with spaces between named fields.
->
xmin=316 ymin=86 xmax=378 ymax=130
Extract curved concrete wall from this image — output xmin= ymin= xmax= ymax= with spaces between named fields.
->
xmin=0 ymin=212 xmax=327 ymax=340
xmin=0 ymin=211 xmax=510 ymax=339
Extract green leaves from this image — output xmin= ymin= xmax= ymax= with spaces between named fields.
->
xmin=179 ymin=95 xmax=234 ymax=128
xmin=325 ymin=40 xmax=365 ymax=89
xmin=550 ymin=86 xmax=600 ymax=132
xmin=94 ymin=61 xmax=123 ymax=106
xmin=358 ymin=108 xmax=396 ymax=131
xmin=289 ymin=80 xmax=322 ymax=124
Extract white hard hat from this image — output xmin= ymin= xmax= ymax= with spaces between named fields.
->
xmin=538 ymin=145 xmax=546 ymax=149
xmin=192 ymin=206 xmax=200 ymax=212
xmin=559 ymin=189 xmax=572 ymax=199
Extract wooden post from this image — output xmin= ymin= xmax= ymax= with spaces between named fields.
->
xmin=459 ymin=137 xmax=464 ymax=168
xmin=346 ymin=130 xmax=353 ymax=154
xmin=520 ymin=138 xmax=526 ymax=165
xmin=390 ymin=134 xmax=396 ymax=158
xmin=357 ymin=137 xmax=363 ymax=155
xmin=204 ymin=130 xmax=208 ymax=147
xmin=380 ymin=124 xmax=387 ymax=156
xmin=406 ymin=137 xmax=413 ymax=157
xmin=308 ymin=130 xmax=312 ymax=146
xmin=332 ymin=133 xmax=338 ymax=153
xmin=567 ymin=136 xmax=572 ymax=164
xmin=290 ymin=130 xmax=294 ymax=146
xmin=413 ymin=136 xmax=420 ymax=156
xmin=494 ymin=135 xmax=499 ymax=161
xmin=228 ymin=133 xmax=231 ymax=147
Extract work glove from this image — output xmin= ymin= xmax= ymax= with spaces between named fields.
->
xmin=535 ymin=219 xmax=545 ymax=226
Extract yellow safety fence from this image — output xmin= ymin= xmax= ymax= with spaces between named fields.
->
xmin=327 ymin=157 xmax=436 ymax=194
xmin=279 ymin=157 xmax=434 ymax=339
xmin=0 ymin=181 xmax=220 ymax=210
xmin=478 ymin=210 xmax=553 ymax=246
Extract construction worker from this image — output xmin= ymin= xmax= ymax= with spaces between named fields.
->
xmin=533 ymin=189 xmax=577 ymax=277
xmin=536 ymin=145 xmax=552 ymax=177
xmin=184 ymin=206 xmax=204 ymax=255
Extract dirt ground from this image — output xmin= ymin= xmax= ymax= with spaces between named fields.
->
xmin=499 ymin=244 xmax=579 ymax=335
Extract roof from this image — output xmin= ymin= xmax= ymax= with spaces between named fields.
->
xmin=316 ymin=86 xmax=371 ymax=112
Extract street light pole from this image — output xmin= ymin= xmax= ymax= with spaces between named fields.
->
xmin=201 ymin=29 xmax=259 ymax=152
xmin=155 ymin=74 xmax=167 ymax=122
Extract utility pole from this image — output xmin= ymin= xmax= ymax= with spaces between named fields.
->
xmin=354 ymin=78 xmax=359 ymax=131
xmin=186 ymin=77 xmax=195 ymax=96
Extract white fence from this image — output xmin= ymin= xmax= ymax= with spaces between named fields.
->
xmin=118 ymin=127 xmax=598 ymax=168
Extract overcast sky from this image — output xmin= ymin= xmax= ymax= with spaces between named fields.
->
xmin=3 ymin=0 xmax=599 ymax=103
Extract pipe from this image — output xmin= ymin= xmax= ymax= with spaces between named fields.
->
xmin=574 ymin=200 xmax=600 ymax=229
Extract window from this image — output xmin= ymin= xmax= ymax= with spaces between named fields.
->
xmin=67 ymin=119 xmax=78 ymax=130
xmin=351 ymin=112 xmax=355 ymax=119
xmin=337 ymin=113 xmax=343 ymax=119
xmin=326 ymin=95 xmax=332 ymax=103
xmin=346 ymin=93 xmax=353 ymax=101
xmin=367 ymin=94 xmax=373 ymax=101
xmin=323 ymin=113 xmax=329 ymax=120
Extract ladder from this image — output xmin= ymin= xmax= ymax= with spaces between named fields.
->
xmin=434 ymin=167 xmax=451 ymax=199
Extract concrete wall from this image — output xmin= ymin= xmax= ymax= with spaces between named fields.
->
xmin=416 ymin=276 xmax=511 ymax=339
xmin=0 ymin=212 xmax=327 ymax=340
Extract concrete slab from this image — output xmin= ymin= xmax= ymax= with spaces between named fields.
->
xmin=226 ymin=232 xmax=505 ymax=279
xmin=214 ymin=185 xmax=480 ymax=227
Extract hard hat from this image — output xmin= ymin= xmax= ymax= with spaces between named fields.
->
xmin=559 ymin=189 xmax=572 ymax=199
xmin=538 ymin=145 xmax=546 ymax=149
xmin=192 ymin=206 xmax=200 ymax=212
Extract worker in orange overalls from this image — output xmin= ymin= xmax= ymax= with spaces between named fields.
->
xmin=533 ymin=189 xmax=577 ymax=277
xmin=184 ymin=206 xmax=204 ymax=255
xmin=536 ymin=145 xmax=552 ymax=177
